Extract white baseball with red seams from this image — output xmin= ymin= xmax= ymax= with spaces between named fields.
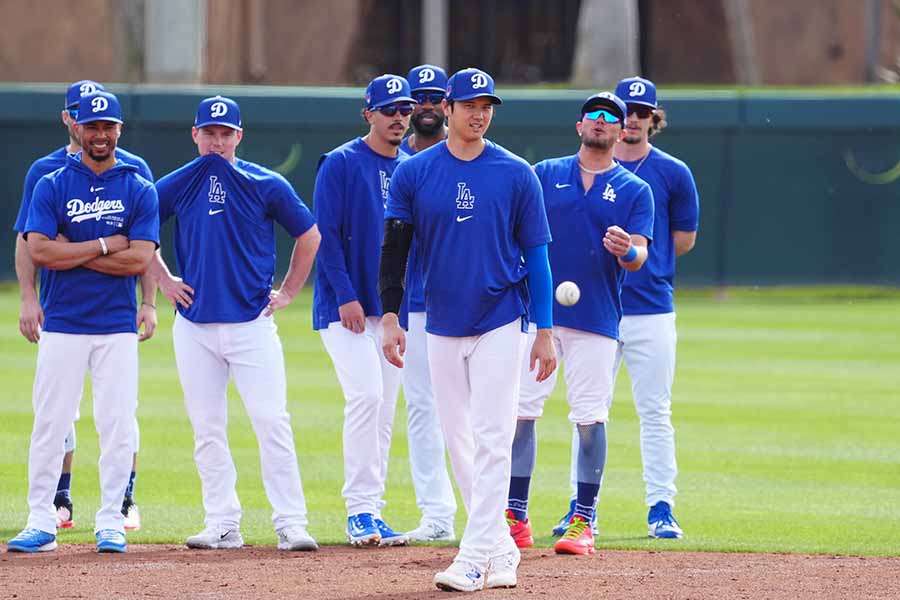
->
xmin=555 ymin=281 xmax=581 ymax=306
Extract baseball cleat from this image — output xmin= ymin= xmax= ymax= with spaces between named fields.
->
xmin=486 ymin=548 xmax=520 ymax=588
xmin=505 ymin=509 xmax=534 ymax=548
xmin=552 ymin=498 xmax=599 ymax=536
xmin=7 ymin=528 xmax=57 ymax=553
xmin=96 ymin=529 xmax=127 ymax=553
xmin=434 ymin=560 xmax=485 ymax=592
xmin=374 ymin=518 xmax=408 ymax=546
xmin=185 ymin=525 xmax=244 ymax=549
xmin=554 ymin=515 xmax=596 ymax=555
xmin=406 ymin=521 xmax=456 ymax=542
xmin=276 ymin=525 xmax=318 ymax=551
xmin=648 ymin=501 xmax=683 ymax=539
xmin=55 ymin=496 xmax=74 ymax=529
xmin=121 ymin=497 xmax=141 ymax=531
xmin=346 ymin=513 xmax=380 ymax=546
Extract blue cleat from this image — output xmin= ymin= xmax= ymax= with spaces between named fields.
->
xmin=552 ymin=499 xmax=599 ymax=536
xmin=375 ymin=518 xmax=409 ymax=547
xmin=346 ymin=513 xmax=380 ymax=546
xmin=96 ymin=529 xmax=127 ymax=553
xmin=648 ymin=501 xmax=683 ymax=539
xmin=7 ymin=528 xmax=57 ymax=553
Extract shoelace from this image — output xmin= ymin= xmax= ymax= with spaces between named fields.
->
xmin=562 ymin=516 xmax=590 ymax=540
xmin=352 ymin=514 xmax=375 ymax=530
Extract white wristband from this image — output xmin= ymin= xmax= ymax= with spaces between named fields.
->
xmin=98 ymin=237 xmax=108 ymax=256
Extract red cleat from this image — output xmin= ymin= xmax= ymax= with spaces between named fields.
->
xmin=505 ymin=509 xmax=534 ymax=548
xmin=554 ymin=515 xmax=596 ymax=555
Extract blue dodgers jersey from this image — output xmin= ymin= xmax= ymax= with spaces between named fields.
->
xmin=156 ymin=154 xmax=315 ymax=323
xmin=24 ymin=154 xmax=160 ymax=334
xmin=386 ymin=140 xmax=551 ymax=337
xmin=15 ymin=146 xmax=154 ymax=233
xmin=312 ymin=137 xmax=408 ymax=330
xmin=618 ymin=147 xmax=699 ymax=314
xmin=534 ymin=156 xmax=654 ymax=340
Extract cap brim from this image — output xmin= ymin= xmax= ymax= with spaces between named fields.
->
xmin=624 ymin=100 xmax=657 ymax=109
xmin=369 ymin=96 xmax=418 ymax=109
xmin=195 ymin=120 xmax=243 ymax=130
xmin=410 ymin=86 xmax=446 ymax=93
xmin=76 ymin=116 xmax=124 ymax=125
xmin=582 ymin=98 xmax=625 ymax=122
xmin=450 ymin=93 xmax=502 ymax=105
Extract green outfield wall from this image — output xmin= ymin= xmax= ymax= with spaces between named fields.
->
xmin=2 ymin=84 xmax=899 ymax=286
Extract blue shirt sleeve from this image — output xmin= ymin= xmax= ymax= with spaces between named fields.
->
xmin=15 ymin=163 xmax=46 ymax=233
xmin=24 ymin=177 xmax=60 ymax=240
xmin=669 ymin=162 xmax=700 ymax=232
xmin=127 ymin=183 xmax=161 ymax=246
xmin=314 ymin=154 xmax=358 ymax=305
xmin=627 ymin=181 xmax=655 ymax=244
xmin=513 ymin=163 xmax=551 ymax=249
xmin=385 ymin=160 xmax=414 ymax=223
xmin=136 ymin=158 xmax=154 ymax=183
xmin=523 ymin=244 xmax=553 ymax=329
xmin=267 ymin=175 xmax=315 ymax=238
xmin=155 ymin=172 xmax=178 ymax=225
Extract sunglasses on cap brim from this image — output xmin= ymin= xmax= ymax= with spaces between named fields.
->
xmin=583 ymin=108 xmax=621 ymax=124
xmin=412 ymin=92 xmax=445 ymax=104
xmin=373 ymin=104 xmax=414 ymax=117
xmin=67 ymin=108 xmax=79 ymax=119
xmin=627 ymin=104 xmax=654 ymax=119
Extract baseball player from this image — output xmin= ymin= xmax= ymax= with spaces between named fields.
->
xmin=7 ymin=90 xmax=159 ymax=554
xmin=13 ymin=80 xmax=153 ymax=532
xmin=148 ymin=96 xmax=321 ymax=552
xmin=505 ymin=92 xmax=654 ymax=556
xmin=380 ymin=68 xmax=557 ymax=591
xmin=313 ymin=74 xmax=414 ymax=547
xmin=397 ymin=64 xmax=457 ymax=542
xmin=552 ymin=77 xmax=699 ymax=540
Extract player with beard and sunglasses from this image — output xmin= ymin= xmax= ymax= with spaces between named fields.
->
xmin=505 ymin=92 xmax=654 ymax=556
xmin=313 ymin=75 xmax=417 ymax=547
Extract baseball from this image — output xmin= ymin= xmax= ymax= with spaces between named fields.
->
xmin=555 ymin=281 xmax=580 ymax=306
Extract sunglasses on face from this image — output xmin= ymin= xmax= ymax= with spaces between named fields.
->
xmin=627 ymin=104 xmax=653 ymax=119
xmin=583 ymin=108 xmax=621 ymax=124
xmin=68 ymin=108 xmax=78 ymax=119
xmin=412 ymin=92 xmax=445 ymax=105
xmin=376 ymin=104 xmax=414 ymax=117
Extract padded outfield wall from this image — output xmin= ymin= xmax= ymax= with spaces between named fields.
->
xmin=2 ymin=84 xmax=899 ymax=285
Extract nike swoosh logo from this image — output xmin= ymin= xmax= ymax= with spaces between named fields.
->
xmin=219 ymin=530 xmax=231 ymax=540
xmin=456 ymin=215 xmax=474 ymax=222
xmin=208 ymin=209 xmax=224 ymax=216
xmin=91 ymin=186 xmax=105 ymax=192
xmin=555 ymin=183 xmax=571 ymax=189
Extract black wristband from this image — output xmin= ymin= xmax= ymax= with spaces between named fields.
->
xmin=378 ymin=219 xmax=414 ymax=315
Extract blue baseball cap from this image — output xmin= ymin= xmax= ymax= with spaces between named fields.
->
xmin=365 ymin=74 xmax=416 ymax=110
xmin=446 ymin=68 xmax=502 ymax=104
xmin=76 ymin=91 xmax=123 ymax=124
xmin=195 ymin=96 xmax=242 ymax=130
xmin=581 ymin=92 xmax=627 ymax=124
xmin=615 ymin=76 xmax=657 ymax=109
xmin=66 ymin=80 xmax=106 ymax=109
xmin=407 ymin=64 xmax=448 ymax=93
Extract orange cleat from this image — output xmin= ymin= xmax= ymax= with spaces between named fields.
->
xmin=553 ymin=515 xmax=596 ymax=555
xmin=505 ymin=509 xmax=534 ymax=548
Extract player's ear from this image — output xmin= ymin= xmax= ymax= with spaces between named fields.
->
xmin=235 ymin=129 xmax=244 ymax=145
xmin=575 ymin=120 xmax=583 ymax=138
xmin=361 ymin=107 xmax=370 ymax=124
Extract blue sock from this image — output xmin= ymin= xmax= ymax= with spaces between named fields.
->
xmin=125 ymin=471 xmax=136 ymax=499
xmin=574 ymin=482 xmax=600 ymax=522
xmin=574 ymin=423 xmax=607 ymax=521
xmin=508 ymin=420 xmax=537 ymax=521
xmin=56 ymin=473 xmax=72 ymax=500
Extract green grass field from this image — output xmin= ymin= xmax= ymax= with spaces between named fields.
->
xmin=1 ymin=285 xmax=898 ymax=556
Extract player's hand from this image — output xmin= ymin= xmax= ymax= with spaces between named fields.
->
xmin=339 ymin=300 xmax=366 ymax=334
xmin=104 ymin=234 xmax=130 ymax=254
xmin=603 ymin=225 xmax=632 ymax=257
xmin=265 ymin=287 xmax=295 ymax=316
xmin=19 ymin=297 xmax=44 ymax=343
xmin=381 ymin=313 xmax=406 ymax=368
xmin=160 ymin=275 xmax=195 ymax=309
xmin=529 ymin=328 xmax=557 ymax=382
xmin=137 ymin=303 xmax=157 ymax=342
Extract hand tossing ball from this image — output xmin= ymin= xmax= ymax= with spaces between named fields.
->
xmin=555 ymin=281 xmax=580 ymax=306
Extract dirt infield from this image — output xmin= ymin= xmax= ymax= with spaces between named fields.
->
xmin=2 ymin=543 xmax=898 ymax=599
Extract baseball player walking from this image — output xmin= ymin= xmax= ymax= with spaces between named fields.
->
xmin=505 ymin=92 xmax=654 ymax=556
xmin=13 ymin=80 xmax=154 ymax=532
xmin=380 ymin=68 xmax=557 ymax=591
xmin=313 ymin=75 xmax=415 ymax=547
xmin=8 ymin=91 xmax=159 ymax=554
xmin=397 ymin=64 xmax=457 ymax=543
xmin=148 ymin=96 xmax=321 ymax=551
xmin=552 ymin=77 xmax=699 ymax=540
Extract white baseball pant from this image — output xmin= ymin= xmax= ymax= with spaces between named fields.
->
xmin=403 ymin=311 xmax=456 ymax=530
xmin=320 ymin=316 xmax=402 ymax=517
xmin=26 ymin=332 xmax=138 ymax=534
xmin=173 ymin=311 xmax=310 ymax=530
xmin=518 ymin=325 xmax=617 ymax=424
xmin=427 ymin=319 xmax=525 ymax=568
xmin=566 ymin=312 xmax=679 ymax=506
xmin=63 ymin=416 xmax=137 ymax=454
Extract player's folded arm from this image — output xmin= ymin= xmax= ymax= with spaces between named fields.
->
xmin=378 ymin=218 xmax=414 ymax=315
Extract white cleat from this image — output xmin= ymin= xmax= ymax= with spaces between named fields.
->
xmin=185 ymin=525 xmax=244 ymax=550
xmin=276 ymin=525 xmax=318 ymax=551
xmin=434 ymin=560 xmax=485 ymax=592
xmin=122 ymin=501 xmax=141 ymax=532
xmin=486 ymin=548 xmax=520 ymax=589
xmin=406 ymin=521 xmax=456 ymax=542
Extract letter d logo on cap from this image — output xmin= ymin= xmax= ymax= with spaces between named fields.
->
xmin=628 ymin=82 xmax=646 ymax=97
xmin=418 ymin=68 xmax=435 ymax=84
xmin=210 ymin=102 xmax=228 ymax=118
xmin=386 ymin=78 xmax=404 ymax=94
xmin=471 ymin=73 xmax=488 ymax=89
xmin=91 ymin=96 xmax=109 ymax=113
xmin=80 ymin=82 xmax=97 ymax=96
